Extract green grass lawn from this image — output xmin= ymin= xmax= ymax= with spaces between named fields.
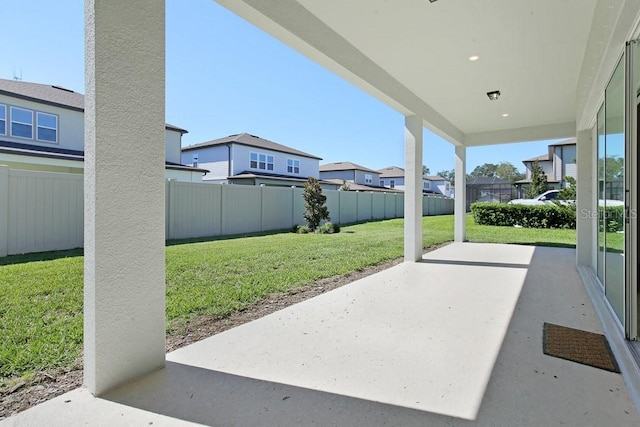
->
xmin=0 ymin=214 xmax=577 ymax=385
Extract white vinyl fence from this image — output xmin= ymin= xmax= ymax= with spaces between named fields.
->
xmin=0 ymin=166 xmax=454 ymax=256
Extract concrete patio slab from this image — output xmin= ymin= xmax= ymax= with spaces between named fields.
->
xmin=3 ymin=243 xmax=639 ymax=426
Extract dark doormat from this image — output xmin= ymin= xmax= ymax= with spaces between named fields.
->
xmin=543 ymin=323 xmax=620 ymax=373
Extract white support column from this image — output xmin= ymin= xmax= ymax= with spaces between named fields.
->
xmin=404 ymin=115 xmax=423 ymax=262
xmin=84 ymin=0 xmax=166 ymax=395
xmin=576 ymin=129 xmax=594 ymax=266
xmin=454 ymin=145 xmax=467 ymax=242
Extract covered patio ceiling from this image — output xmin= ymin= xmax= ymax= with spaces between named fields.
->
xmin=214 ymin=0 xmax=628 ymax=146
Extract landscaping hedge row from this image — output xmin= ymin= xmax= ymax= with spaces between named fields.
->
xmin=471 ymin=202 xmax=625 ymax=231
xmin=471 ymin=202 xmax=576 ymax=229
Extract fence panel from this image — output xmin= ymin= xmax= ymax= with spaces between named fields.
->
xmin=7 ymin=169 xmax=83 ymax=254
xmin=372 ymin=193 xmax=386 ymax=219
xmin=262 ymin=186 xmax=294 ymax=231
xmin=221 ymin=185 xmax=262 ymax=235
xmin=167 ymin=181 xmax=221 ymax=240
xmin=357 ymin=192 xmax=373 ymax=222
xmin=339 ymin=191 xmax=358 ymax=224
xmin=0 ymin=166 xmax=454 ymax=256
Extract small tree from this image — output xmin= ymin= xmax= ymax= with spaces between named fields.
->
xmin=557 ymin=176 xmax=577 ymax=203
xmin=526 ymin=160 xmax=548 ymax=198
xmin=303 ymin=177 xmax=330 ymax=232
xmin=340 ymin=180 xmax=351 ymax=191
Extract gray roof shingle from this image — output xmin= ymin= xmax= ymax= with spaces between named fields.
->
xmin=0 ymin=78 xmax=188 ymax=134
xmin=320 ymin=162 xmax=379 ymax=174
xmin=182 ymin=133 xmax=322 ymax=160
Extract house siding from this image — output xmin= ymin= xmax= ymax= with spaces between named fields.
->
xmin=355 ymin=170 xmax=379 ymax=186
xmin=165 ymin=129 xmax=182 ymax=164
xmin=0 ymin=93 xmax=84 ymax=152
xmin=231 ymin=143 xmax=319 ymax=178
xmin=181 ymin=145 xmax=229 ymax=181
xmin=319 ymin=170 xmax=355 ymax=182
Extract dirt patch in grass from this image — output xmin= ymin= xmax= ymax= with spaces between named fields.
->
xmin=0 ymin=244 xmax=447 ymax=420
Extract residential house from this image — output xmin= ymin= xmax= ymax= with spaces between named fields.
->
xmin=378 ymin=166 xmax=452 ymax=196
xmin=425 ymin=175 xmax=454 ymax=197
xmin=515 ymin=138 xmax=577 ymax=196
xmin=0 ymin=78 xmax=207 ymax=181
xmin=319 ymin=161 xmax=399 ymax=192
xmin=181 ymin=132 xmax=336 ymax=189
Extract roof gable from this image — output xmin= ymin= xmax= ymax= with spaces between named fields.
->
xmin=182 ymin=133 xmax=322 ymax=160
xmin=320 ymin=161 xmax=379 ymax=174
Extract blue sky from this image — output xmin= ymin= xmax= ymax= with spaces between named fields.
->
xmin=2 ymin=0 xmax=562 ymax=174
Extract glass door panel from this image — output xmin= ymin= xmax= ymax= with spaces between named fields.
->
xmin=604 ymin=56 xmax=625 ymax=324
xmin=597 ymin=105 xmax=606 ymax=285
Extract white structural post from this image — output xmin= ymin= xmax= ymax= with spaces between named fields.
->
xmin=404 ymin=115 xmax=423 ymax=262
xmin=454 ymin=145 xmax=467 ymax=242
xmin=84 ymin=0 xmax=166 ymax=395
xmin=576 ymin=129 xmax=594 ymax=266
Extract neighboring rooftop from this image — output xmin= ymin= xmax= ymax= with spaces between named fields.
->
xmin=549 ymin=137 xmax=577 ymax=146
xmin=322 ymin=178 xmax=403 ymax=193
xmin=182 ymin=133 xmax=322 ymax=160
xmin=0 ymin=78 xmax=187 ymax=134
xmin=426 ymin=175 xmax=446 ymax=181
xmin=320 ymin=162 xmax=379 ymax=174
xmin=377 ymin=166 xmax=405 ymax=178
xmin=523 ymin=154 xmax=550 ymax=162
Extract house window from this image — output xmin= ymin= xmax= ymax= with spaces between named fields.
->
xmin=423 ymin=181 xmax=430 ymax=189
xmin=250 ymin=152 xmax=274 ymax=171
xmin=10 ymin=106 xmax=33 ymax=139
xmin=380 ymin=180 xmax=385 ymax=187
xmin=0 ymin=105 xmax=6 ymax=135
xmin=365 ymin=174 xmax=373 ymax=184
xmin=192 ymin=154 xmax=198 ymax=168
xmin=390 ymin=179 xmax=395 ymax=189
xmin=287 ymin=158 xmax=300 ymax=174
xmin=36 ymin=112 xmax=58 ymax=143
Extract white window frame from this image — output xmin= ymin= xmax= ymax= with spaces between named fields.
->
xmin=365 ymin=174 xmax=373 ymax=184
xmin=250 ymin=151 xmax=274 ymax=171
xmin=0 ymin=104 xmax=6 ymax=136
xmin=423 ymin=181 xmax=430 ymax=189
xmin=287 ymin=158 xmax=300 ymax=174
xmin=36 ymin=111 xmax=58 ymax=143
xmin=10 ymin=106 xmax=33 ymax=139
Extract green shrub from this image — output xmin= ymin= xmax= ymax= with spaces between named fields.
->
xmin=471 ymin=202 xmax=576 ymax=229
xmin=317 ymin=222 xmax=340 ymax=234
xmin=296 ymin=225 xmax=311 ymax=234
xmin=600 ymin=205 xmax=624 ymax=232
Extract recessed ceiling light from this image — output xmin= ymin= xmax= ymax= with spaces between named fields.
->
xmin=502 ymin=113 xmax=510 ymax=117
xmin=487 ymin=90 xmax=501 ymax=101
xmin=469 ymin=55 xmax=479 ymax=61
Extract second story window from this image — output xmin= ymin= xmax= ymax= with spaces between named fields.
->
xmin=0 ymin=105 xmax=6 ymax=135
xmin=390 ymin=179 xmax=395 ymax=189
xmin=36 ymin=112 xmax=58 ymax=143
xmin=423 ymin=181 xmax=430 ymax=189
xmin=287 ymin=158 xmax=300 ymax=174
xmin=192 ymin=154 xmax=198 ymax=168
xmin=365 ymin=174 xmax=373 ymax=184
xmin=10 ymin=107 xmax=33 ymax=139
xmin=380 ymin=179 xmax=385 ymax=187
xmin=250 ymin=152 xmax=274 ymax=171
